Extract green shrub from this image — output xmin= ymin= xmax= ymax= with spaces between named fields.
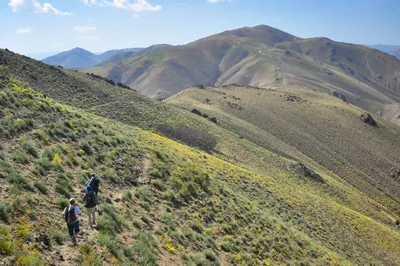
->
xmin=221 ymin=241 xmax=230 ymax=252
xmin=22 ymin=141 xmax=38 ymax=158
xmin=97 ymin=205 xmax=125 ymax=235
xmin=141 ymin=214 xmax=150 ymax=225
xmin=136 ymin=186 xmax=152 ymax=203
xmin=12 ymin=150 xmax=30 ymax=164
xmin=132 ymin=232 xmax=158 ymax=266
xmin=56 ymin=184 xmax=71 ymax=198
xmin=81 ymin=142 xmax=93 ymax=155
xmin=58 ymin=199 xmax=69 ymax=210
xmin=0 ymin=203 xmax=13 ymax=224
xmin=9 ymin=171 xmax=32 ymax=191
xmin=122 ymin=190 xmax=133 ymax=202
xmin=99 ymin=233 xmax=121 ymax=259
xmin=29 ymin=210 xmax=37 ymax=221
xmin=34 ymin=181 xmax=48 ymax=195
xmin=34 ymin=158 xmax=52 ymax=176
xmin=151 ymin=179 xmax=166 ymax=191
xmin=204 ymin=249 xmax=217 ymax=261
xmin=192 ymin=253 xmax=206 ymax=266
xmin=0 ymin=226 xmax=14 ymax=255
xmin=79 ymin=243 xmax=102 ymax=265
xmin=12 ymin=197 xmax=26 ymax=215
xmin=34 ymin=129 xmax=50 ymax=144
xmin=51 ymin=230 xmax=65 ymax=245
xmin=132 ymin=219 xmax=142 ymax=229
xmin=26 ymin=195 xmax=34 ymax=206
xmin=16 ymin=251 xmax=42 ymax=266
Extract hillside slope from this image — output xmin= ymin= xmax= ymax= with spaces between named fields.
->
xmin=96 ymin=44 xmax=171 ymax=67
xmin=97 ymin=48 xmax=142 ymax=61
xmin=2 ymin=74 xmax=400 ymax=266
xmin=167 ymin=84 xmax=400 ymax=215
xmin=86 ymin=25 xmax=400 ymax=115
xmin=1 ymin=49 xmax=400 ymax=265
xmin=391 ymin=48 xmax=400 ymax=59
xmin=43 ymin=48 xmax=102 ymax=69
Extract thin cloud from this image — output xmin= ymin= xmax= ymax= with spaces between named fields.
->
xmin=76 ymin=35 xmax=100 ymax=41
xmin=206 ymin=0 xmax=232 ymax=2
xmin=15 ymin=27 xmax=33 ymax=35
xmin=74 ymin=26 xmax=97 ymax=32
xmin=9 ymin=0 xmax=73 ymax=15
xmin=82 ymin=0 xmax=162 ymax=12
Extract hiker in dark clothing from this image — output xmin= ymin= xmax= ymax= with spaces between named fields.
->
xmin=87 ymin=173 xmax=100 ymax=196
xmin=63 ymin=198 xmax=82 ymax=245
xmin=82 ymin=185 xmax=98 ymax=228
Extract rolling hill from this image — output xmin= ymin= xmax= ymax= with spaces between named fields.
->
xmin=96 ymin=48 xmax=143 ymax=61
xmin=86 ymin=25 xmax=400 ymax=117
xmin=42 ymin=47 xmax=102 ymax=69
xmin=96 ymin=44 xmax=171 ymax=67
xmin=1 ymin=48 xmax=400 ymax=265
xmin=42 ymin=47 xmax=144 ymax=69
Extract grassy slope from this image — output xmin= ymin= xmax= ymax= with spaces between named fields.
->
xmin=167 ymin=85 xmax=400 ymax=214
xmin=1 ymin=76 xmax=400 ymax=266
xmin=0 ymin=78 xmax=359 ymax=266
xmin=1 ymin=53 xmax=400 ymax=265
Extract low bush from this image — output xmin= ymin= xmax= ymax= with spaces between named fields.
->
xmin=51 ymin=230 xmax=65 ymax=245
xmin=12 ymin=150 xmax=30 ymax=164
xmin=9 ymin=171 xmax=32 ymax=191
xmin=97 ymin=204 xmax=125 ymax=235
xmin=151 ymin=179 xmax=166 ymax=191
xmin=204 ymin=249 xmax=217 ymax=261
xmin=99 ymin=233 xmax=121 ymax=259
xmin=122 ymin=190 xmax=133 ymax=202
xmin=29 ymin=210 xmax=37 ymax=221
xmin=34 ymin=158 xmax=52 ymax=176
xmin=58 ymin=198 xmax=69 ymax=210
xmin=136 ymin=186 xmax=152 ymax=203
xmin=22 ymin=141 xmax=38 ymax=158
xmin=34 ymin=181 xmax=48 ymax=195
xmin=0 ymin=203 xmax=13 ymax=224
xmin=132 ymin=232 xmax=158 ymax=266
xmin=132 ymin=219 xmax=142 ymax=229
xmin=0 ymin=226 xmax=14 ymax=255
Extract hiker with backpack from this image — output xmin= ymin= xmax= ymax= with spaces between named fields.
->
xmin=63 ymin=198 xmax=82 ymax=245
xmin=82 ymin=184 xmax=99 ymax=228
xmin=87 ymin=173 xmax=100 ymax=196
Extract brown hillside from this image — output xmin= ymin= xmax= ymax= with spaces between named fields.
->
xmin=85 ymin=25 xmax=400 ymax=118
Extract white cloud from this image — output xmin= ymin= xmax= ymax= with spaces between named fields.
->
xmin=9 ymin=0 xmax=73 ymax=15
xmin=15 ymin=27 xmax=33 ymax=35
xmin=206 ymin=0 xmax=232 ymax=2
xmin=82 ymin=0 xmax=162 ymax=12
xmin=74 ymin=26 xmax=97 ymax=32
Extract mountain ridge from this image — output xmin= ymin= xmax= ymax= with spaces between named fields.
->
xmin=42 ymin=47 xmax=144 ymax=69
xmin=85 ymin=25 xmax=400 ymax=123
xmin=42 ymin=47 xmax=102 ymax=69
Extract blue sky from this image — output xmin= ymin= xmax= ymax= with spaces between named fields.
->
xmin=0 ymin=0 xmax=399 ymax=56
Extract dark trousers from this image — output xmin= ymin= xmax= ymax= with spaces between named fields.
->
xmin=67 ymin=220 xmax=80 ymax=236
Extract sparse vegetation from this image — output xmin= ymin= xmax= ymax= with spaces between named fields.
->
xmin=0 ymin=64 xmax=399 ymax=266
